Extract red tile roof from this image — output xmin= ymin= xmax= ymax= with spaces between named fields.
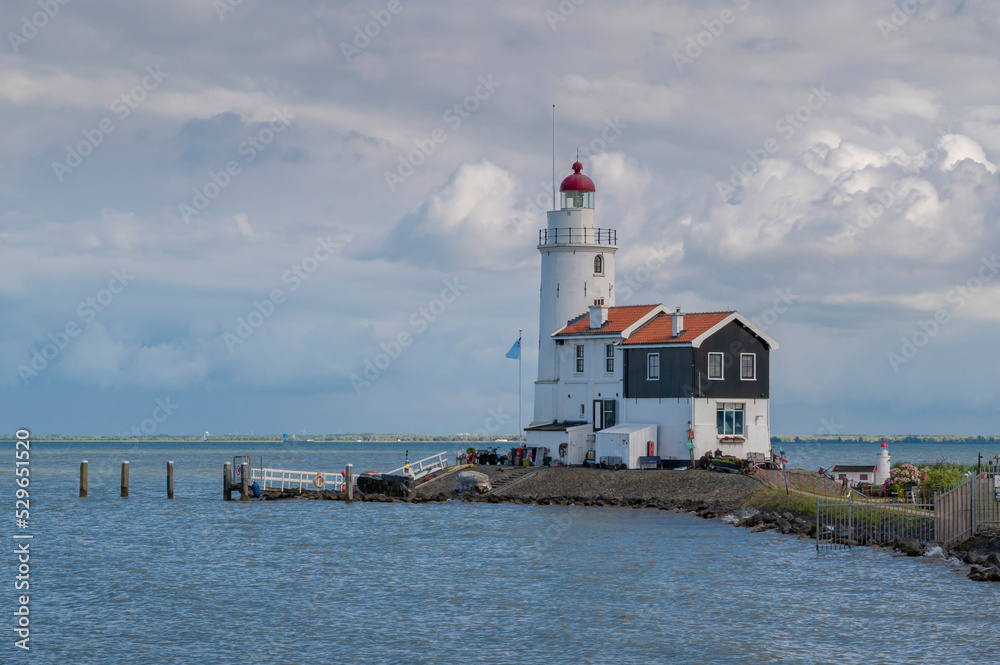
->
xmin=620 ymin=311 xmax=733 ymax=345
xmin=553 ymin=304 xmax=659 ymax=337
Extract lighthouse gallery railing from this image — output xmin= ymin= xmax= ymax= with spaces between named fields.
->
xmin=539 ymin=228 xmax=617 ymax=245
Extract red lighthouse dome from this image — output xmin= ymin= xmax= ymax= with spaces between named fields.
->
xmin=559 ymin=161 xmax=595 ymax=192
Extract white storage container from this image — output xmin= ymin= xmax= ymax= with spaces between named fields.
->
xmin=595 ymin=424 xmax=658 ymax=469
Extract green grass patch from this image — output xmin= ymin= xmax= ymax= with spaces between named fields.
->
xmin=743 ymin=488 xmax=818 ymax=518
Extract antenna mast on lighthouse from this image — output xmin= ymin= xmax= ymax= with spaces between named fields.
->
xmin=551 ymin=104 xmax=556 ymax=212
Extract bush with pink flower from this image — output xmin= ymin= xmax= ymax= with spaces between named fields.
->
xmin=885 ymin=462 xmax=921 ymax=496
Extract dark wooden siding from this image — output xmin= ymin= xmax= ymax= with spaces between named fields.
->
xmin=623 ymin=347 xmax=695 ymax=398
xmin=623 ymin=320 xmax=769 ymax=399
xmin=694 ymin=320 xmax=769 ymax=399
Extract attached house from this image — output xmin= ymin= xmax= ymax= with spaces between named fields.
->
xmin=529 ymin=302 xmax=778 ymax=466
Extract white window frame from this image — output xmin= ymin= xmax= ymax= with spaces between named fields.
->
xmin=708 ymin=352 xmax=724 ymax=380
xmin=647 ymin=353 xmax=659 ymax=381
xmin=740 ymin=353 xmax=756 ymax=381
xmin=594 ymin=254 xmax=604 ymax=275
xmin=716 ymin=402 xmax=745 ymax=436
xmin=605 ymin=343 xmax=615 ymax=373
xmin=575 ymin=344 xmax=585 ymax=374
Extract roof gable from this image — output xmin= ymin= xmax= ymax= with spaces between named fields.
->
xmin=552 ymin=304 xmax=659 ymax=337
xmin=621 ymin=311 xmax=779 ymax=349
xmin=621 ymin=311 xmax=732 ymax=346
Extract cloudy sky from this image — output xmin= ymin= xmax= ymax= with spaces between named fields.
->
xmin=2 ymin=0 xmax=999 ymax=437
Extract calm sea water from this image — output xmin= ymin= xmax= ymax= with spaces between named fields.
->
xmin=2 ymin=440 xmax=997 ymax=664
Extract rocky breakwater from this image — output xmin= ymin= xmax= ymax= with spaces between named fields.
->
xmin=958 ymin=533 xmax=1000 ymax=582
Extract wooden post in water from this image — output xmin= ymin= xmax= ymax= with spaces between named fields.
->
xmin=166 ymin=461 xmax=174 ymax=499
xmin=223 ymin=462 xmax=232 ymax=501
xmin=120 ymin=461 xmax=129 ymax=498
xmin=240 ymin=461 xmax=249 ymax=501
xmin=79 ymin=460 xmax=88 ymax=498
xmin=345 ymin=463 xmax=354 ymax=503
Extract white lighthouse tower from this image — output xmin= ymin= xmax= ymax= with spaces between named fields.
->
xmin=875 ymin=440 xmax=891 ymax=485
xmin=532 ymin=161 xmax=618 ymax=425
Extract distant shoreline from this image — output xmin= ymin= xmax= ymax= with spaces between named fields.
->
xmin=771 ymin=435 xmax=1000 ymax=445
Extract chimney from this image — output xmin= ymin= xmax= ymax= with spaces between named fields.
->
xmin=589 ymin=298 xmax=608 ymax=329
xmin=672 ymin=307 xmax=683 ymax=337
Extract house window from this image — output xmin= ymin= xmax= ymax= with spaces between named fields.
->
xmin=740 ymin=353 xmax=756 ymax=381
xmin=708 ymin=352 xmax=724 ymax=380
xmin=594 ymin=255 xmax=604 ymax=275
xmin=716 ymin=403 xmax=745 ymax=436
xmin=580 ymin=404 xmax=585 ymax=417
xmin=605 ymin=344 xmax=615 ymax=373
xmin=575 ymin=344 xmax=585 ymax=373
xmin=647 ymin=353 xmax=659 ymax=380
xmin=860 ymin=474 xmax=868 ymax=481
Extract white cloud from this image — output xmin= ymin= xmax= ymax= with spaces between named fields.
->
xmin=939 ymin=133 xmax=998 ymax=174
xmin=372 ymin=160 xmax=530 ymax=271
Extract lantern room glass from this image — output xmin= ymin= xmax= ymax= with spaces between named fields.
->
xmin=561 ymin=190 xmax=594 ymax=209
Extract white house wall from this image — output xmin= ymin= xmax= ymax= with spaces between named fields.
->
xmin=621 ymin=397 xmax=692 ymax=460
xmin=692 ymin=398 xmax=770 ymax=460
xmin=557 ymin=337 xmax=621 ymax=424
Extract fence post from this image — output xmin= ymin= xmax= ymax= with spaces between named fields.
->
xmin=167 ymin=461 xmax=174 ymax=499
xmin=815 ymin=495 xmax=820 ymax=552
xmin=847 ymin=494 xmax=853 ymax=548
xmin=971 ymin=477 xmax=976 ymax=539
xmin=223 ymin=462 xmax=232 ymax=501
xmin=933 ymin=491 xmax=938 ymax=543
xmin=120 ymin=461 xmax=129 ymax=498
xmin=79 ymin=460 xmax=88 ymax=498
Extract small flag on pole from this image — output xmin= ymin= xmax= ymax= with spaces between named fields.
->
xmin=506 ymin=337 xmax=521 ymax=359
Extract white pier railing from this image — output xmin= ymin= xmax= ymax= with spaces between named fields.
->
xmin=385 ymin=452 xmax=449 ymax=480
xmin=250 ymin=452 xmax=450 ymax=492
xmin=252 ymin=468 xmax=349 ymax=492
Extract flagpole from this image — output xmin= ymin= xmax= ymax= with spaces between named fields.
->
xmin=518 ymin=329 xmax=522 ymax=443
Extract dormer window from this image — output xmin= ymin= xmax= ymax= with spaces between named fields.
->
xmin=594 ymin=255 xmax=604 ymax=275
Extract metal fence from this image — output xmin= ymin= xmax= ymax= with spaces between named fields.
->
xmin=816 ymin=474 xmax=1000 ymax=551
xmin=816 ymin=495 xmax=935 ymax=552
xmin=754 ymin=467 xmax=848 ymax=498
xmin=936 ymin=475 xmax=1000 ymax=546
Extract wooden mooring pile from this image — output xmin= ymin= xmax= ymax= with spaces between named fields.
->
xmin=77 ymin=460 xmax=175 ymax=499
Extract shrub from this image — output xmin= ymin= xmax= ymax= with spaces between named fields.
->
xmin=885 ymin=463 xmax=920 ymax=495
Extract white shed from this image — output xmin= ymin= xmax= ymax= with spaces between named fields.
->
xmin=595 ymin=424 xmax=658 ymax=469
